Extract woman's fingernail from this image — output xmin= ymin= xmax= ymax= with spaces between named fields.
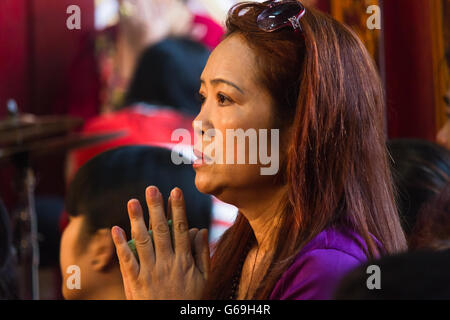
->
xmin=171 ymin=188 xmax=182 ymax=200
xmin=147 ymin=186 xmax=158 ymax=199
xmin=128 ymin=200 xmax=138 ymax=218
xmin=112 ymin=226 xmax=123 ymax=241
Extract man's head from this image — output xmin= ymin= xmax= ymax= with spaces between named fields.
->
xmin=123 ymin=37 xmax=210 ymax=115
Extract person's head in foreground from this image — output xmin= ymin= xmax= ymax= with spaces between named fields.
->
xmin=60 ymin=146 xmax=211 ymax=300
xmin=387 ymin=139 xmax=450 ymax=239
xmin=334 ymin=249 xmax=450 ymax=300
xmin=111 ymin=1 xmax=407 ymax=301
xmin=409 ymin=183 xmax=450 ymax=251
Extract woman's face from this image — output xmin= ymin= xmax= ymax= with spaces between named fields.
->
xmin=193 ymin=34 xmax=285 ymax=205
xmin=437 ymin=91 xmax=450 ymax=150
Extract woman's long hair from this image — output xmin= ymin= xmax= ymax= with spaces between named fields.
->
xmin=203 ymin=2 xmax=407 ymax=299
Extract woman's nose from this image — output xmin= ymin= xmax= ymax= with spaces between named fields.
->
xmin=437 ymin=123 xmax=450 ymax=150
xmin=192 ymin=104 xmax=213 ymax=136
xmin=192 ymin=120 xmax=205 ymax=137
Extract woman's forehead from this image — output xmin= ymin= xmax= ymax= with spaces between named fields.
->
xmin=201 ymin=34 xmax=257 ymax=87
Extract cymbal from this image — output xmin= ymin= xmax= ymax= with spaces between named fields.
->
xmin=0 ymin=115 xmax=83 ymax=145
xmin=0 ymin=114 xmax=38 ymax=131
xmin=0 ymin=131 xmax=125 ymax=161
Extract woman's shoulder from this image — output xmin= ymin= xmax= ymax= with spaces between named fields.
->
xmin=299 ymin=226 xmax=376 ymax=263
xmin=270 ymin=226 xmax=376 ymax=300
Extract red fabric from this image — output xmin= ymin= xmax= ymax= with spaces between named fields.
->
xmin=70 ymin=106 xmax=194 ymax=175
xmin=192 ymin=14 xmax=224 ymax=49
xmin=55 ymin=31 xmax=101 ymax=120
xmin=382 ymin=0 xmax=436 ymax=140
xmin=59 ymin=105 xmax=194 ymax=232
xmin=0 ymin=0 xmax=29 ymax=118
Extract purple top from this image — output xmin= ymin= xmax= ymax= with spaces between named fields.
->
xmin=270 ymin=227 xmax=380 ymax=300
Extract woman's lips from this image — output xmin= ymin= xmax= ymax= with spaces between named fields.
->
xmin=193 ymin=149 xmax=212 ymax=167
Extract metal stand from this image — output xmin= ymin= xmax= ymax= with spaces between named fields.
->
xmin=12 ymin=153 xmax=40 ymax=300
xmin=25 ymin=167 xmax=40 ymax=300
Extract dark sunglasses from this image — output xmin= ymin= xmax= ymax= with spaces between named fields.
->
xmin=257 ymin=0 xmax=306 ymax=33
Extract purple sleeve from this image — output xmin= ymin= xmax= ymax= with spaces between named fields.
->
xmin=270 ymin=249 xmax=363 ymax=300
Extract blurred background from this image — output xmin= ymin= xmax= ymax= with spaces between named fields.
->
xmin=0 ymin=0 xmax=449 ymax=299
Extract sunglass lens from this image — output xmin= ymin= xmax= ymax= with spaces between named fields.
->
xmin=257 ymin=2 xmax=304 ymax=31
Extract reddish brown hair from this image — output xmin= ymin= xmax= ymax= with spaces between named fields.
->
xmin=204 ymin=2 xmax=407 ymax=299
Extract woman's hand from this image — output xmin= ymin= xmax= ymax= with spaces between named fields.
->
xmin=111 ymin=186 xmax=210 ymax=300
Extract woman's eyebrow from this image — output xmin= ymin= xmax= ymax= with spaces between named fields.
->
xmin=200 ymin=78 xmax=245 ymax=94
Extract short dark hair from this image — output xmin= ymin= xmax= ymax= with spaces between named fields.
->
xmin=388 ymin=139 xmax=450 ymax=235
xmin=334 ymin=250 xmax=450 ymax=300
xmin=65 ymin=146 xmax=212 ymax=240
xmin=123 ymin=37 xmax=210 ymax=116
xmin=409 ymin=183 xmax=450 ymax=250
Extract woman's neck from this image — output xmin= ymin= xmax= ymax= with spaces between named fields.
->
xmin=238 ymin=185 xmax=288 ymax=252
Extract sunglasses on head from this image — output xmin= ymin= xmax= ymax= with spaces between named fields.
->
xmin=257 ymin=0 xmax=306 ymax=33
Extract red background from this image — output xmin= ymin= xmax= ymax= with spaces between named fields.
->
xmin=0 ymin=0 xmax=96 ymax=118
xmin=0 ymin=0 xmax=440 ymax=206
xmin=0 ymin=0 xmax=438 ymax=137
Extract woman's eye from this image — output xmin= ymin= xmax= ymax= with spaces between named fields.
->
xmin=217 ymin=93 xmax=233 ymax=106
xmin=197 ymin=93 xmax=206 ymax=105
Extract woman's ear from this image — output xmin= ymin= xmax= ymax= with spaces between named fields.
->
xmin=88 ymin=228 xmax=116 ymax=272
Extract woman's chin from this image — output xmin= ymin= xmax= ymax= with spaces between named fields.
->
xmin=194 ymin=174 xmax=213 ymax=194
xmin=194 ymin=171 xmax=221 ymax=196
